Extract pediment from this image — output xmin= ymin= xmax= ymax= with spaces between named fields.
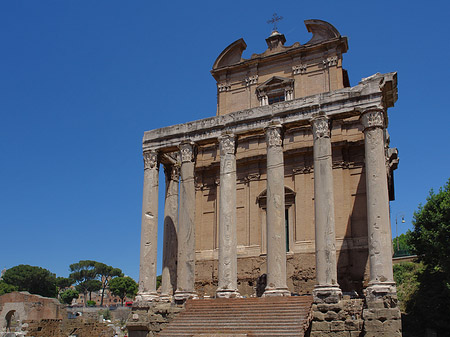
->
xmin=256 ymin=76 xmax=294 ymax=93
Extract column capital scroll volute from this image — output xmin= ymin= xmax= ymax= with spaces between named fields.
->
xmin=218 ymin=133 xmax=236 ymax=156
xmin=265 ymin=123 xmax=283 ymax=148
xmin=310 ymin=115 xmax=331 ymax=140
xmin=143 ymin=149 xmax=159 ymax=170
xmin=360 ymin=109 xmax=385 ymax=131
xmin=179 ymin=141 xmax=196 ymax=163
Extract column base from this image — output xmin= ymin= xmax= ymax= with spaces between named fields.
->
xmin=158 ymin=293 xmax=173 ymax=302
xmin=365 ymin=282 xmax=398 ymax=307
xmin=134 ymin=292 xmax=160 ymax=303
xmin=262 ymin=287 xmax=290 ymax=297
xmin=313 ymin=285 xmax=342 ymax=304
xmin=173 ymin=290 xmax=198 ymax=303
xmin=216 ymin=288 xmax=240 ymax=298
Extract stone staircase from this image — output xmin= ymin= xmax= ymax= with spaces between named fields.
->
xmin=157 ymin=296 xmax=313 ymax=337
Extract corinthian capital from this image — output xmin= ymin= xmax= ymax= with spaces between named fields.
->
xmin=265 ymin=124 xmax=283 ymax=148
xmin=143 ymin=150 xmax=158 ymax=170
xmin=311 ymin=116 xmax=331 ymax=140
xmin=164 ymin=164 xmax=180 ymax=182
xmin=218 ymin=133 xmax=236 ymax=156
xmin=179 ymin=141 xmax=195 ymax=163
xmin=360 ymin=110 xmax=385 ymax=130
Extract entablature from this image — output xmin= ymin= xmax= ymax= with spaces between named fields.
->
xmin=143 ymin=72 xmax=397 ymax=153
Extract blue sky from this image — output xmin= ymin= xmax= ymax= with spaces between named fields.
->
xmin=1 ymin=0 xmax=449 ymax=282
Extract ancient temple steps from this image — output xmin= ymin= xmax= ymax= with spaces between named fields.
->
xmin=157 ymin=296 xmax=313 ymax=337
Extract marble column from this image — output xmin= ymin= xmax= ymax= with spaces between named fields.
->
xmin=263 ymin=123 xmax=290 ymax=297
xmin=160 ymin=163 xmax=180 ymax=301
xmin=136 ymin=150 xmax=159 ymax=302
xmin=361 ymin=109 xmax=396 ymax=299
xmin=216 ymin=133 xmax=240 ymax=298
xmin=311 ymin=115 xmax=342 ymax=303
xmin=174 ymin=141 xmax=198 ymax=301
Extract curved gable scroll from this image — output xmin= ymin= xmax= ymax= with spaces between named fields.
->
xmin=212 ymin=38 xmax=247 ymax=70
xmin=304 ymin=19 xmax=341 ymax=45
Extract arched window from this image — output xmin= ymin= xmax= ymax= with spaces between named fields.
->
xmin=257 ymin=187 xmax=296 ymax=253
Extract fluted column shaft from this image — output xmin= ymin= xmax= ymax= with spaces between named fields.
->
xmin=160 ymin=163 xmax=179 ymax=299
xmin=311 ymin=115 xmax=341 ymax=303
xmin=136 ymin=150 xmax=159 ymax=302
xmin=361 ymin=110 xmax=396 ymax=298
xmin=216 ymin=134 xmax=239 ymax=298
xmin=174 ymin=142 xmax=197 ymax=301
xmin=263 ymin=124 xmax=290 ymax=297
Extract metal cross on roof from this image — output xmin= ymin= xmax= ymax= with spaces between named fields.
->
xmin=267 ymin=13 xmax=283 ymax=31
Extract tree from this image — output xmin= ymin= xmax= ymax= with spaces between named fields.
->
xmin=75 ymin=279 xmax=102 ymax=303
xmin=94 ymin=262 xmax=123 ymax=307
xmin=409 ymin=179 xmax=450 ymax=278
xmin=56 ymin=277 xmax=74 ymax=290
xmin=404 ymin=178 xmax=450 ymax=335
xmin=0 ymin=281 xmax=18 ymax=296
xmin=109 ymin=277 xmax=138 ymax=306
xmin=69 ymin=260 xmax=98 ymax=306
xmin=2 ymin=265 xmax=57 ymax=298
xmin=392 ymin=231 xmax=412 ymax=257
xmin=60 ymin=288 xmax=79 ymax=305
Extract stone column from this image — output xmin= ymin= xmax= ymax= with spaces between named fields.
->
xmin=311 ymin=115 xmax=342 ymax=303
xmin=174 ymin=141 xmax=198 ymax=301
xmin=216 ymin=133 xmax=240 ymax=298
xmin=135 ymin=150 xmax=159 ymax=302
xmin=263 ymin=123 xmax=290 ymax=297
xmin=361 ymin=109 xmax=396 ymax=299
xmin=160 ymin=163 xmax=180 ymax=301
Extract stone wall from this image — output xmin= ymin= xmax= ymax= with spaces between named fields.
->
xmin=195 ymin=252 xmax=370 ymax=298
xmin=0 ymin=292 xmax=64 ymax=330
xmin=127 ymin=302 xmax=184 ymax=337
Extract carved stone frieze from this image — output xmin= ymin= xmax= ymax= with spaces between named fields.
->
xmin=179 ymin=142 xmax=195 ymax=163
xmin=332 ymin=161 xmax=350 ymax=169
xmin=218 ymin=134 xmax=236 ymax=156
xmin=243 ymin=173 xmax=261 ymax=183
xmin=323 ymin=56 xmax=338 ymax=68
xmin=265 ymin=125 xmax=283 ymax=147
xmin=292 ymin=64 xmax=307 ymax=74
xmin=293 ymin=166 xmax=312 ymax=174
xmin=245 ymin=75 xmax=258 ymax=86
xmin=143 ymin=150 xmax=158 ymax=170
xmin=360 ymin=110 xmax=384 ymax=130
xmin=311 ymin=116 xmax=331 ymax=140
xmin=218 ymin=83 xmax=231 ymax=92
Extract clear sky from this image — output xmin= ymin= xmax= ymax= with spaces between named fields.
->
xmin=1 ymin=0 xmax=449 ymax=282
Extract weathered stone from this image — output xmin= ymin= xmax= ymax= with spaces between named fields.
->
xmin=325 ymin=310 xmax=338 ymax=321
xmin=174 ymin=142 xmax=198 ymax=301
xmin=263 ymin=124 xmax=289 ymax=297
xmin=136 ymin=150 xmax=159 ymax=302
xmin=216 ymin=133 xmax=239 ymax=298
xmin=330 ymin=320 xmax=345 ymax=331
xmin=160 ymin=163 xmax=179 ymax=298
xmin=311 ymin=321 xmax=331 ymax=331
xmin=311 ymin=115 xmax=342 ymax=304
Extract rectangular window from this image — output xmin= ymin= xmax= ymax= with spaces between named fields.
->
xmin=269 ymin=94 xmax=285 ymax=105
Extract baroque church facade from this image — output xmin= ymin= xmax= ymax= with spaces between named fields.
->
xmin=129 ymin=19 xmax=402 ymax=337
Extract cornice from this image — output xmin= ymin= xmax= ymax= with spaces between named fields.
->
xmin=143 ymin=72 xmax=397 ymax=152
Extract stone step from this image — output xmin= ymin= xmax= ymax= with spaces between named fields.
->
xmin=157 ymin=296 xmax=313 ymax=337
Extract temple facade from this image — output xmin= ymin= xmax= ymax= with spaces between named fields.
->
xmin=135 ymin=20 xmax=399 ymax=304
